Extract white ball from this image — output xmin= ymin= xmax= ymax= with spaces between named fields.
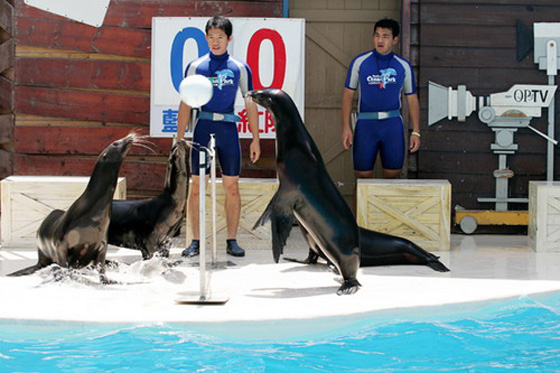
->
xmin=179 ymin=74 xmax=213 ymax=108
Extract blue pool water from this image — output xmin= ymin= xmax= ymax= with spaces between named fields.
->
xmin=1 ymin=294 xmax=559 ymax=372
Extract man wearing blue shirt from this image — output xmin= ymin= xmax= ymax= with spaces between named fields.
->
xmin=342 ymin=18 xmax=420 ymax=179
xmin=177 ymin=16 xmax=260 ymax=258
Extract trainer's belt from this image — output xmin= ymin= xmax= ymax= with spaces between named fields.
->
xmin=198 ymin=111 xmax=241 ymax=123
xmin=357 ymin=110 xmax=401 ymax=120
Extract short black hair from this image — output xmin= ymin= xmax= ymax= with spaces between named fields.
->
xmin=374 ymin=18 xmax=400 ymax=38
xmin=205 ymin=16 xmax=233 ymax=38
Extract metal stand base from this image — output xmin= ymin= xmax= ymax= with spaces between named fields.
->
xmin=176 ymin=294 xmax=229 ymax=305
xmin=187 ymin=260 xmax=237 ymax=268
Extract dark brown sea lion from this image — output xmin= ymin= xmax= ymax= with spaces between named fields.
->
xmin=248 ymin=88 xmax=361 ymax=295
xmin=107 ymin=139 xmax=189 ymax=259
xmin=7 ymin=134 xmax=135 ymax=283
xmin=288 ymin=226 xmax=450 ymax=272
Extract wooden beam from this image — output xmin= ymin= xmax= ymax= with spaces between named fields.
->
xmin=293 ymin=10 xmax=400 ymax=23
xmin=15 ymin=86 xmax=149 ymax=125
xmin=0 ymin=75 xmax=13 ymax=114
xmin=0 ymin=148 xmax=13 ymax=178
xmin=0 ymin=0 xmax=13 ymax=36
xmin=14 ymin=126 xmax=171 ymax=156
xmin=0 ymin=113 xmax=13 ymax=144
xmin=13 ymin=154 xmax=167 ymax=191
xmin=0 ymin=39 xmax=13 ymax=74
xmin=15 ymin=58 xmax=150 ymax=92
xmin=420 ymin=4 xmax=560 ymax=26
xmin=307 ymin=24 xmax=354 ymax=69
xmin=15 ymin=18 xmax=151 ymax=58
xmin=401 ymin=0 xmax=411 ymax=60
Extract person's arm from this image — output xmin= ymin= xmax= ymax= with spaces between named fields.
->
xmin=177 ymin=101 xmax=192 ymax=140
xmin=406 ymin=93 xmax=421 ymax=153
xmin=245 ymin=97 xmax=260 ymax=163
xmin=341 ymin=87 xmax=355 ymax=150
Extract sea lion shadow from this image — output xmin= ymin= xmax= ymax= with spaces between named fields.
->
xmin=249 ymin=286 xmax=337 ymax=299
xmin=280 ymin=262 xmax=332 ymax=274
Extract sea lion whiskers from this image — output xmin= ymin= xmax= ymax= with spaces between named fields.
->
xmin=130 ymin=134 xmax=157 ymax=154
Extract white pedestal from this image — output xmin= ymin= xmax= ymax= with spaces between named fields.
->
xmin=528 ymin=181 xmax=560 ymax=252
xmin=357 ymin=179 xmax=452 ymax=251
xmin=1 ymin=176 xmax=126 ymax=248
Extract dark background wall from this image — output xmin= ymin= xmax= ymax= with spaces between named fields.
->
xmin=0 ymin=0 xmax=14 ymax=180
xmin=4 ymin=0 xmax=280 ymax=199
xmin=3 ymin=0 xmax=560 ymax=218
xmin=417 ymin=0 xmax=560 ymax=214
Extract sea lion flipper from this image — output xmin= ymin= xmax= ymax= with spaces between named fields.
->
xmin=6 ymin=263 xmax=45 ymax=277
xmin=271 ymin=213 xmax=294 ymax=263
xmin=252 ymin=192 xmax=277 ymax=229
xmin=283 ymin=249 xmax=320 ymax=265
xmin=426 ymin=259 xmax=450 ymax=272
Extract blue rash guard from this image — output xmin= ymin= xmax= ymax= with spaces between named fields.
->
xmin=185 ymin=51 xmax=253 ymax=176
xmin=345 ymin=49 xmax=416 ymax=171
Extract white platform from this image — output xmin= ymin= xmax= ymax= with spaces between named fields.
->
xmin=1 ymin=232 xmax=560 ymax=339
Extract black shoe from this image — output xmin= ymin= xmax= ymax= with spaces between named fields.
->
xmin=226 ymin=239 xmax=245 ymax=257
xmin=182 ymin=240 xmax=200 ymax=257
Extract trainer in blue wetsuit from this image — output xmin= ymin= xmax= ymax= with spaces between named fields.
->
xmin=177 ymin=16 xmax=260 ymax=258
xmin=184 ymin=50 xmax=253 ymax=176
xmin=342 ymin=18 xmax=421 ymax=179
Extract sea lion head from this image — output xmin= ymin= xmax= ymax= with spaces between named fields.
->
xmin=164 ymin=139 xmax=189 ymax=192
xmin=246 ymin=89 xmax=303 ymax=133
xmin=98 ymin=133 xmax=136 ymax=164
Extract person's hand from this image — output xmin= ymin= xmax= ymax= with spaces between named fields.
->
xmin=250 ymin=139 xmax=261 ymax=163
xmin=409 ymin=133 xmax=421 ymax=153
xmin=342 ymin=126 xmax=353 ymax=150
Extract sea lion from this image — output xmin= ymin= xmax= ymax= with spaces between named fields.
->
xmin=287 ymin=226 xmax=450 ymax=272
xmin=8 ymin=134 xmax=135 ymax=283
xmin=249 ymin=88 xmax=361 ymax=295
xmin=107 ymin=139 xmax=189 ymax=259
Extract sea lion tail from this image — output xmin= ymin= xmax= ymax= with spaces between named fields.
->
xmin=426 ymin=258 xmax=450 ymax=272
xmin=409 ymin=241 xmax=451 ymax=272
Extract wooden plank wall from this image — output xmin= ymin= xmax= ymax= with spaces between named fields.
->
xmin=418 ymin=0 xmax=560 ymax=212
xmin=0 ymin=0 xmax=14 ymax=180
xmin=9 ymin=0 xmax=281 ymax=198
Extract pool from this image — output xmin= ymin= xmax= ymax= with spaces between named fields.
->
xmin=2 ymin=294 xmax=559 ymax=372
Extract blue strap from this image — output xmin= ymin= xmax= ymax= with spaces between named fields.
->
xmin=357 ymin=110 xmax=401 ymax=120
xmin=198 ymin=111 xmax=241 ymax=123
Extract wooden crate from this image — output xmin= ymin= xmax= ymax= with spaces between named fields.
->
xmin=1 ymin=176 xmax=126 ymax=248
xmin=186 ymin=178 xmax=278 ymax=245
xmin=528 ymin=181 xmax=560 ymax=252
xmin=357 ymin=179 xmax=451 ymax=251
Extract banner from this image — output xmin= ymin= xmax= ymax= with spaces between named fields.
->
xmin=150 ymin=17 xmax=306 ymax=139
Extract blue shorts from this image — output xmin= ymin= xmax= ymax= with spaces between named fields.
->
xmin=352 ymin=117 xmax=405 ymax=171
xmin=191 ymin=119 xmax=241 ymax=176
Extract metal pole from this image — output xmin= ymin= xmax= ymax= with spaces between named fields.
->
xmin=199 ymin=148 xmax=207 ymax=301
xmin=209 ymin=134 xmax=217 ymax=266
xmin=548 ymin=74 xmax=556 ymax=181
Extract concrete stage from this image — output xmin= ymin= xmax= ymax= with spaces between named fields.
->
xmin=1 ymin=231 xmax=559 ymax=339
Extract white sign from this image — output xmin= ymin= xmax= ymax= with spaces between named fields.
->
xmin=23 ymin=0 xmax=110 ymax=28
xmin=150 ymin=17 xmax=305 ymax=138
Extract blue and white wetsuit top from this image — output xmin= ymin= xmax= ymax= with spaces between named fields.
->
xmin=345 ymin=49 xmax=416 ymax=112
xmin=185 ymin=51 xmax=253 ymax=114
xmin=344 ymin=50 xmax=416 ymax=171
xmin=185 ymin=52 xmax=254 ymax=176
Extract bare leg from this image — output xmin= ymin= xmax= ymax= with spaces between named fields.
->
xmin=222 ymin=175 xmax=240 ymax=239
xmin=355 ymin=170 xmax=374 ymax=179
xmin=382 ymin=168 xmax=401 ymax=179
xmin=188 ymin=174 xmax=210 ymax=240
